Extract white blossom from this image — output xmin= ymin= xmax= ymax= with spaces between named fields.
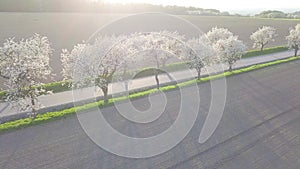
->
xmin=286 ymin=24 xmax=300 ymax=57
xmin=205 ymin=27 xmax=234 ymax=44
xmin=128 ymin=31 xmax=186 ymax=88
xmin=213 ymin=36 xmax=246 ymax=71
xmin=0 ymin=34 xmax=53 ymax=117
xmin=186 ymin=37 xmax=216 ymax=79
xmin=61 ymin=43 xmax=87 ymax=82
xmin=130 ymin=31 xmax=185 ymax=68
xmin=250 ymin=26 xmax=277 ymax=51
xmin=61 ymin=35 xmax=134 ymax=103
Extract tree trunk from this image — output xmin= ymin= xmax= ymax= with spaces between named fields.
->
xmin=30 ymin=93 xmax=37 ymax=119
xmin=260 ymin=45 xmax=264 ymax=51
xmin=101 ymin=86 xmax=109 ymax=104
xmin=197 ymin=69 xmax=201 ymax=80
xmin=124 ymin=81 xmax=129 ymax=92
xmin=155 ymin=70 xmax=160 ymax=89
xmin=154 ymin=52 xmax=161 ymax=89
xmin=162 ymin=60 xmax=166 ymax=68
xmin=295 ymin=48 xmax=298 ymax=57
xmin=229 ymin=64 xmax=233 ymax=72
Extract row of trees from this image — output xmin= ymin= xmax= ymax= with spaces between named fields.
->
xmin=249 ymin=25 xmax=300 ymax=56
xmin=1 ymin=24 xmax=300 ymax=118
xmin=61 ymin=28 xmax=246 ymax=104
xmin=255 ymin=10 xmax=300 ymax=19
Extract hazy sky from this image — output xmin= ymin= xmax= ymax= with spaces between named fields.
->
xmin=103 ymin=0 xmax=300 ymax=11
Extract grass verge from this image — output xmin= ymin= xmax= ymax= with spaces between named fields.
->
xmin=1 ymin=55 xmax=300 ymax=133
xmin=242 ymin=46 xmax=288 ymax=58
xmin=0 ymin=81 xmax=71 ymax=100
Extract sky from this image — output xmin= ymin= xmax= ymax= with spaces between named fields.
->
xmin=102 ymin=0 xmax=300 ymax=13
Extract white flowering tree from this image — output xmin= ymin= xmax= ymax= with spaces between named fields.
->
xmin=205 ymin=27 xmax=234 ymax=44
xmin=61 ymin=35 xmax=133 ymax=103
xmin=156 ymin=31 xmax=185 ymax=68
xmin=250 ymin=26 xmax=277 ymax=51
xmin=186 ymin=37 xmax=216 ymax=79
xmin=214 ymin=36 xmax=246 ymax=71
xmin=135 ymin=31 xmax=185 ymax=89
xmin=0 ymin=34 xmax=53 ymax=118
xmin=61 ymin=43 xmax=87 ymax=81
xmin=286 ymin=24 xmax=300 ymax=57
xmin=204 ymin=27 xmax=246 ymax=71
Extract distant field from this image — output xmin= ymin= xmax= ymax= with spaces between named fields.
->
xmin=182 ymin=16 xmax=299 ymax=46
xmin=0 ymin=12 xmax=299 ymax=84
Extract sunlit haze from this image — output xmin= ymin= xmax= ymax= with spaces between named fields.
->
xmin=103 ymin=0 xmax=300 ymax=11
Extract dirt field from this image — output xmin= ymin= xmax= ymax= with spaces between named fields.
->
xmin=0 ymin=12 xmax=299 ymax=83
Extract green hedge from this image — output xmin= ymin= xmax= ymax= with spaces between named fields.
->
xmin=242 ymin=46 xmax=288 ymax=58
xmin=0 ymin=81 xmax=71 ymax=100
xmin=41 ymin=81 xmax=71 ymax=93
xmin=0 ymin=55 xmax=299 ymax=133
xmin=0 ymin=91 xmax=5 ymax=99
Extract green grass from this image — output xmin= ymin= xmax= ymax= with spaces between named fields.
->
xmin=41 ymin=81 xmax=71 ymax=93
xmin=242 ymin=46 xmax=288 ymax=58
xmin=0 ymin=91 xmax=5 ymax=99
xmin=0 ymin=81 xmax=71 ymax=100
xmin=1 ymin=55 xmax=300 ymax=133
xmin=133 ymin=62 xmax=189 ymax=78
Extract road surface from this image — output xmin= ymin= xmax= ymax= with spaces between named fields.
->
xmin=0 ymin=56 xmax=300 ymax=168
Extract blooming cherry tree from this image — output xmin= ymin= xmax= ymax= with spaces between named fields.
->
xmin=133 ymin=31 xmax=185 ymax=88
xmin=214 ymin=36 xmax=246 ymax=71
xmin=61 ymin=35 xmax=133 ymax=103
xmin=186 ymin=37 xmax=216 ymax=79
xmin=286 ymin=24 xmax=300 ymax=57
xmin=0 ymin=34 xmax=53 ymax=118
xmin=61 ymin=43 xmax=87 ymax=81
xmin=250 ymin=26 xmax=277 ymax=51
xmin=137 ymin=31 xmax=184 ymax=67
xmin=205 ymin=27 xmax=234 ymax=44
xmin=204 ymin=27 xmax=246 ymax=71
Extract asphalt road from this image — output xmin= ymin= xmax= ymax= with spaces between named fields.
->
xmin=1 ymin=59 xmax=300 ymax=169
